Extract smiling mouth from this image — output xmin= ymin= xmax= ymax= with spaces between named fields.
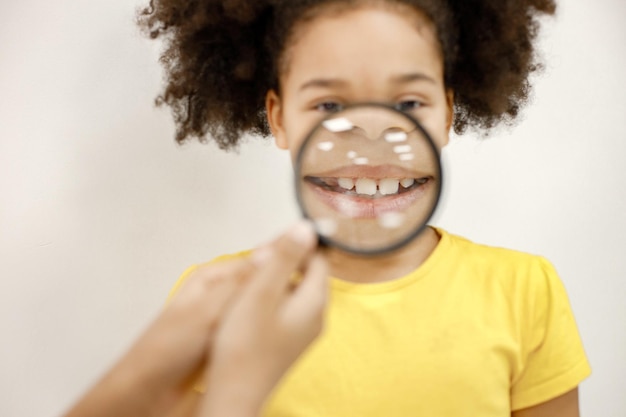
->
xmin=303 ymin=175 xmax=434 ymax=219
xmin=305 ymin=176 xmax=429 ymax=198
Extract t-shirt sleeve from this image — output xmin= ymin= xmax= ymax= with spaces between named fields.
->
xmin=510 ymin=257 xmax=591 ymax=411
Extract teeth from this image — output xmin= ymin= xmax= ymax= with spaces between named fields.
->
xmin=355 ymin=178 xmax=377 ymax=195
xmin=328 ymin=177 xmax=419 ymax=196
xmin=400 ymin=178 xmax=415 ymax=188
xmin=338 ymin=178 xmax=354 ymax=190
xmin=379 ymin=178 xmax=400 ymax=195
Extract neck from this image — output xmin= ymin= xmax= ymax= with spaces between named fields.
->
xmin=324 ymin=226 xmax=440 ymax=284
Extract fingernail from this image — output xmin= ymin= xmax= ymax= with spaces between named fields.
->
xmin=288 ymin=221 xmax=316 ymax=246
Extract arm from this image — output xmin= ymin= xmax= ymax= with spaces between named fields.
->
xmin=62 ymin=367 xmax=156 ymax=417
xmin=63 ymin=221 xmax=326 ymax=417
xmin=164 ymin=391 xmax=203 ymax=417
xmin=62 ymin=256 xmax=256 ymax=417
xmin=512 ymin=388 xmax=580 ymax=417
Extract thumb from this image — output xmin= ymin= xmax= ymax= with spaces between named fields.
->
xmin=282 ymin=253 xmax=329 ymax=327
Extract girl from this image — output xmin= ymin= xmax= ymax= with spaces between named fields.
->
xmin=136 ymin=0 xmax=591 ymax=415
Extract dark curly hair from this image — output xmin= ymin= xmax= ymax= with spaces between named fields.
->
xmin=138 ymin=0 xmax=556 ymax=150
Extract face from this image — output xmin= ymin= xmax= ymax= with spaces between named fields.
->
xmin=266 ymin=4 xmax=453 ymax=251
xmin=267 ymin=4 xmax=453 ymax=153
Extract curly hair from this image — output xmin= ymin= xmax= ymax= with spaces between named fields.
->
xmin=138 ymin=0 xmax=556 ymax=150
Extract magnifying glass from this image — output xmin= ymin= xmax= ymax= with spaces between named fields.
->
xmin=294 ymin=103 xmax=442 ymax=256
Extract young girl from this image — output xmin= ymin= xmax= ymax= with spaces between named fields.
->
xmin=136 ymin=0 xmax=590 ymax=415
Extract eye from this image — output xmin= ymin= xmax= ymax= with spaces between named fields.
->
xmin=394 ymin=100 xmax=423 ymax=113
xmin=315 ymin=101 xmax=343 ymax=113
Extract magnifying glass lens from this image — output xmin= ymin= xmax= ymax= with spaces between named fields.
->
xmin=296 ymin=104 xmax=442 ymax=255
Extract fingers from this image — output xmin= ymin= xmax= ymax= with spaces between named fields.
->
xmin=170 ymin=258 xmax=256 ymax=327
xmin=185 ymin=258 xmax=255 ymax=296
xmin=246 ymin=221 xmax=318 ymax=303
xmin=282 ymin=250 xmax=329 ymax=342
xmin=283 ymin=252 xmax=329 ymax=327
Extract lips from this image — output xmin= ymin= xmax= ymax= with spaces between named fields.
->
xmin=302 ymin=165 xmax=434 ymax=219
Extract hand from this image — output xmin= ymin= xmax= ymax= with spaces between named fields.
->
xmin=124 ymin=256 xmax=258 ymax=406
xmin=64 ymin=253 xmax=257 ymax=417
xmin=63 ymin=221 xmax=327 ymax=417
xmin=199 ymin=221 xmax=329 ymax=417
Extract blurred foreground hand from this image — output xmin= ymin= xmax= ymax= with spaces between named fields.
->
xmin=63 ymin=221 xmax=328 ymax=417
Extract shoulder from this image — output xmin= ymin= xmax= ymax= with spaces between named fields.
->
xmin=439 ymin=228 xmax=555 ymax=277
xmin=435 ymin=228 xmax=564 ymax=304
xmin=442 ymin=229 xmax=543 ymax=264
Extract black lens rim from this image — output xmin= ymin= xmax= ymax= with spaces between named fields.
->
xmin=294 ymin=102 xmax=443 ymax=256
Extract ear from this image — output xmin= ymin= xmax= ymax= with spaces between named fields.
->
xmin=443 ymin=88 xmax=454 ymax=147
xmin=265 ymin=89 xmax=288 ymax=150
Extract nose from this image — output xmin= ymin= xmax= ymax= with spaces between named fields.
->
xmin=342 ymin=108 xmax=416 ymax=140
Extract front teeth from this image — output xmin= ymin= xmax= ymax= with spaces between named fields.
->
xmin=334 ymin=177 xmax=421 ymax=196
xmin=355 ymin=178 xmax=377 ymax=195
xmin=379 ymin=178 xmax=400 ymax=195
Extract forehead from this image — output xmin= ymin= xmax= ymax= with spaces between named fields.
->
xmin=280 ymin=6 xmax=444 ymax=90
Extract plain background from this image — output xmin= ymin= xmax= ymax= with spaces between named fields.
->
xmin=1 ymin=0 xmax=624 ymax=415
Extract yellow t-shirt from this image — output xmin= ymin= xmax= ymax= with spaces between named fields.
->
xmin=170 ymin=229 xmax=591 ymax=415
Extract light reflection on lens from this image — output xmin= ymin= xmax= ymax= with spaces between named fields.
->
xmin=378 ymin=211 xmax=405 ymax=229
xmin=384 ymin=131 xmax=408 ymax=143
xmin=393 ymin=145 xmax=412 ymax=154
xmin=323 ymin=117 xmax=353 ymax=133
xmin=317 ymin=141 xmax=334 ymax=151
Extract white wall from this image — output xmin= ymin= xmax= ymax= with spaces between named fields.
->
xmin=0 ymin=0 xmax=624 ymax=415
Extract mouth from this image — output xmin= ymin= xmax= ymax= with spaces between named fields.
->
xmin=303 ymin=174 xmax=434 ymax=219
xmin=306 ymin=176 xmax=428 ymax=197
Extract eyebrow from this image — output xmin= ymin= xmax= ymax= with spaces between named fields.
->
xmin=299 ymin=78 xmax=348 ymax=92
xmin=298 ymin=72 xmax=437 ymax=92
xmin=390 ymin=72 xmax=437 ymax=85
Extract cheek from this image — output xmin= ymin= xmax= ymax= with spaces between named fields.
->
xmin=282 ymin=125 xmax=306 ymax=164
xmin=422 ymin=102 xmax=451 ymax=150
xmin=430 ymin=123 xmax=450 ymax=151
xmin=282 ymin=107 xmax=321 ymax=159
